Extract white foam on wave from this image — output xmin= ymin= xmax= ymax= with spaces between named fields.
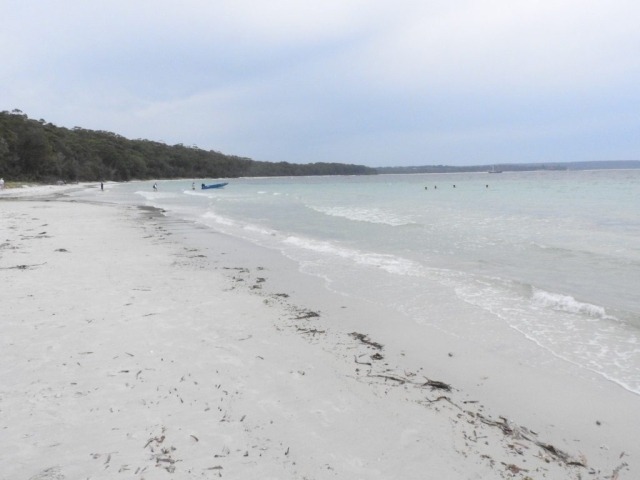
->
xmin=184 ymin=190 xmax=209 ymax=196
xmin=284 ymin=236 xmax=420 ymax=276
xmin=201 ymin=211 xmax=237 ymax=226
xmin=531 ymin=288 xmax=615 ymax=320
xmin=244 ymin=224 xmax=277 ymax=236
xmin=453 ymin=282 xmax=639 ymax=394
xmin=309 ymin=206 xmax=416 ymax=226
xmin=135 ymin=191 xmax=179 ymax=200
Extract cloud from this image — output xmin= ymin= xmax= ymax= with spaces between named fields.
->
xmin=2 ymin=0 xmax=639 ymax=165
xmin=349 ymin=1 xmax=640 ymax=95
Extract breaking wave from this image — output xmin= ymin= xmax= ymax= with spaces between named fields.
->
xmin=309 ymin=206 xmax=416 ymax=226
xmin=531 ymin=288 xmax=615 ymax=320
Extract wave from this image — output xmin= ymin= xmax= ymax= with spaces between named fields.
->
xmin=531 ymin=288 xmax=615 ymax=320
xmin=308 ymin=206 xmax=416 ymax=226
xmin=283 ymin=236 xmax=420 ymax=276
xmin=184 ymin=190 xmax=210 ymax=196
xmin=243 ymin=224 xmax=277 ymax=236
xmin=201 ymin=211 xmax=237 ymax=227
xmin=135 ymin=191 xmax=179 ymax=200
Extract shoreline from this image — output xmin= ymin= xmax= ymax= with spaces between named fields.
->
xmin=0 ymin=190 xmax=636 ymax=479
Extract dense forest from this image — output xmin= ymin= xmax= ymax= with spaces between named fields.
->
xmin=0 ymin=110 xmax=376 ymax=181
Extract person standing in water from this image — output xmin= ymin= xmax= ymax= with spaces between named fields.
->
xmin=153 ymin=183 xmax=157 ymax=191
xmin=100 ymin=182 xmax=104 ymax=191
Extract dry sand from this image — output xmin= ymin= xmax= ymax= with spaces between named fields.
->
xmin=0 ymin=188 xmax=637 ymax=479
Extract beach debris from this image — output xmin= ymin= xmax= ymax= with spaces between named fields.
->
xmin=421 ymin=395 xmax=452 ymax=405
xmin=297 ymin=327 xmax=325 ymax=336
xmin=420 ymin=378 xmax=451 ymax=392
xmin=370 ymin=353 xmax=384 ymax=361
xmin=611 ymin=462 xmax=629 ymax=480
xmin=27 ymin=467 xmax=65 ymax=480
xmin=502 ymin=462 xmax=528 ymax=474
xmin=144 ymin=435 xmax=165 ymax=449
xmin=190 ymin=435 xmax=199 ymax=442
xmin=369 ymin=374 xmax=407 ymax=384
xmin=256 ymin=277 xmax=266 ymax=283
xmin=1 ymin=262 xmax=47 ymax=270
xmin=55 ymin=248 xmax=68 ymax=252
xmin=223 ymin=267 xmax=250 ymax=273
xmin=354 ymin=355 xmax=372 ymax=366
xmin=476 ymin=414 xmax=586 ymax=467
xmin=349 ymin=332 xmax=383 ymax=350
xmin=294 ymin=309 xmax=320 ymax=320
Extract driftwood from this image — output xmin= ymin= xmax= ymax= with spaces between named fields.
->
xmin=297 ymin=327 xmax=325 ymax=336
xmin=294 ymin=310 xmax=320 ymax=320
xmin=419 ymin=378 xmax=451 ymax=391
xmin=369 ymin=374 xmax=407 ymax=384
xmin=349 ymin=332 xmax=383 ymax=350
xmin=1 ymin=262 xmax=47 ymax=270
xmin=421 ymin=395 xmax=452 ymax=404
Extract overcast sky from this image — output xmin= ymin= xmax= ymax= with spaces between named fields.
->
xmin=2 ymin=1 xmax=639 ymax=166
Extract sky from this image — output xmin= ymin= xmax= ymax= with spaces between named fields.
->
xmin=2 ymin=0 xmax=639 ymax=167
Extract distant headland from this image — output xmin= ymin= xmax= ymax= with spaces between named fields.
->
xmin=376 ymin=160 xmax=640 ymax=174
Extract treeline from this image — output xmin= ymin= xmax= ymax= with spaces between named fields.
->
xmin=0 ymin=110 xmax=376 ymax=181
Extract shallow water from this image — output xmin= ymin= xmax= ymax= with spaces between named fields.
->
xmin=95 ymin=170 xmax=640 ymax=395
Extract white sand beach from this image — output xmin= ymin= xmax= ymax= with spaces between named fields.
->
xmin=1 ymin=186 xmax=637 ymax=479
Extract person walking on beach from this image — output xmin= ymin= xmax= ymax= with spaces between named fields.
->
xmin=100 ymin=182 xmax=104 ymax=191
xmin=153 ymin=183 xmax=157 ymax=191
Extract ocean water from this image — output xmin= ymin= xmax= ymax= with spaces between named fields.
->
xmin=97 ymin=170 xmax=640 ymax=395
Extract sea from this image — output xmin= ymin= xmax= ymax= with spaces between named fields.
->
xmin=87 ymin=169 xmax=640 ymax=396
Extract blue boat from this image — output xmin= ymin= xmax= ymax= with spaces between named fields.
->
xmin=201 ymin=182 xmax=228 ymax=189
